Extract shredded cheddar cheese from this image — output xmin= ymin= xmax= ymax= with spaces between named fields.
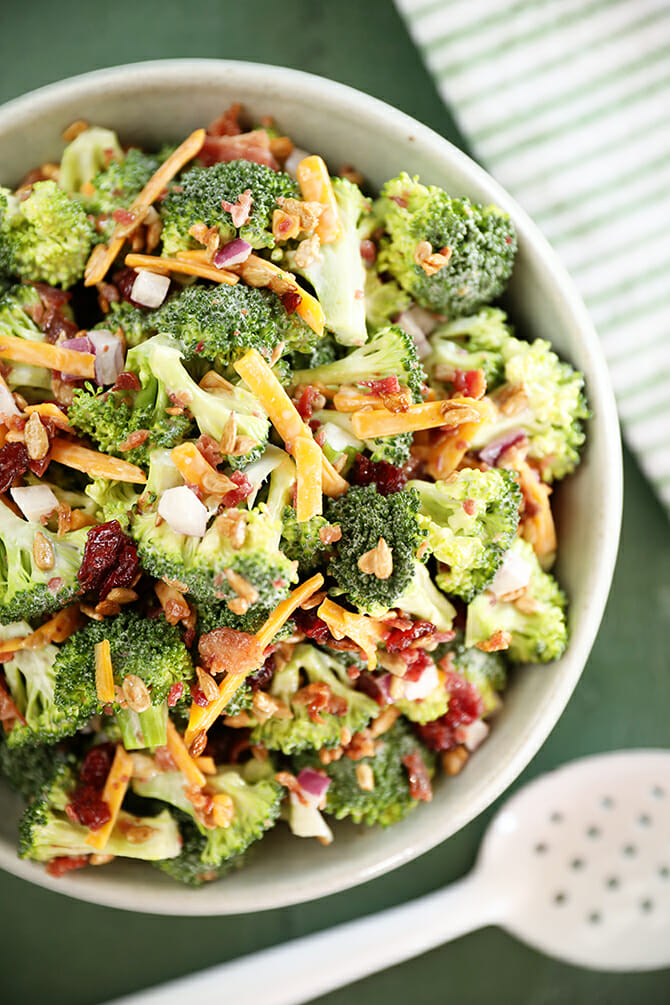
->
xmin=0 ymin=334 xmax=96 ymax=379
xmin=94 ymin=640 xmax=115 ymax=704
xmin=296 ymin=156 xmax=343 ymax=244
xmin=317 ymin=598 xmax=386 ymax=670
xmin=294 ymin=435 xmax=323 ymax=522
xmin=170 ymin=442 xmax=235 ymax=496
xmin=351 ymin=398 xmax=481 ymax=439
xmin=85 ymin=745 xmax=134 ymax=851
xmin=166 ymin=719 xmax=207 ymax=789
xmin=124 ymin=253 xmax=239 ymax=286
xmin=255 ymin=574 xmax=325 ymax=650
xmin=50 ymin=438 xmax=147 ymax=484
xmin=0 ymin=606 xmax=82 ymax=657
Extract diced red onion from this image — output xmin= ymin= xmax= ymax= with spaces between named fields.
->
xmin=0 ymin=379 xmax=21 ymax=419
xmin=284 ymin=146 xmax=312 ymax=179
xmin=213 ymin=238 xmax=252 ymax=269
xmin=478 ymin=429 xmax=526 ymax=467
xmin=88 ymin=330 xmax=124 ymax=386
xmin=130 ymin=269 xmax=171 ymax=309
xmin=489 ymin=548 xmax=532 ymax=599
xmin=63 ymin=335 xmax=93 ymax=354
xmin=10 ymin=484 xmax=59 ymax=523
xmin=396 ymin=310 xmax=432 ymax=360
xmin=296 ymin=767 xmax=331 ymax=802
xmin=456 ymin=718 xmax=490 ymax=752
xmin=375 ymin=673 xmax=394 ymax=704
xmin=157 ymin=486 xmax=208 ymax=537
xmin=403 ymin=662 xmax=439 ymax=702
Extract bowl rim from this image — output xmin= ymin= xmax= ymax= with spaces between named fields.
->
xmin=0 ymin=58 xmax=623 ymax=914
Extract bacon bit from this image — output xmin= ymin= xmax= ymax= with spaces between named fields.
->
xmin=221 ymin=188 xmax=253 ymax=228
xmin=294 ymin=234 xmax=321 ymax=270
xmin=117 ymin=429 xmax=150 ymax=453
xmin=402 ymin=750 xmax=433 ymax=801
xmin=357 ymin=537 xmax=393 ymax=579
xmin=0 ymin=441 xmax=30 ymax=493
xmin=344 ymin=729 xmax=376 ymax=761
xmin=208 ymin=103 xmax=243 ymax=136
xmin=77 ymin=519 xmax=139 ymax=600
xmin=272 ymin=208 xmax=301 ymax=242
xmin=414 ymin=241 xmax=452 ymax=277
xmin=318 ymin=524 xmax=342 ymax=546
xmin=199 ymin=130 xmax=279 ymax=170
xmin=0 ymin=679 xmax=26 ymax=731
xmin=452 ymin=368 xmax=487 ymax=401
xmin=475 ymin=629 xmax=512 ymax=653
xmin=198 ymin=626 xmax=263 ymax=679
xmin=46 ymin=856 xmax=90 ymax=878
xmin=275 ymin=770 xmax=310 ymax=805
xmin=293 ymin=681 xmax=348 ymax=724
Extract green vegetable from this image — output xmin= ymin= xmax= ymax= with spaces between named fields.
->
xmin=364 ymin=270 xmax=410 ymax=331
xmin=59 ymin=126 xmax=124 ymax=193
xmin=80 ymin=147 xmax=160 ymax=243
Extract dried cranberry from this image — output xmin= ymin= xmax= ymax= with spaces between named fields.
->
xmin=292 ymin=608 xmax=335 ymax=646
xmin=0 ymin=442 xmax=30 ymax=494
xmin=77 ymin=520 xmax=139 ymax=599
xmin=385 ymin=620 xmax=436 ymax=653
xmin=115 ymin=267 xmax=140 ymax=304
xmin=167 ymin=681 xmax=184 ymax=707
xmin=356 ymin=671 xmax=388 ymax=706
xmin=360 ymin=376 xmax=401 ymax=395
xmin=79 ymin=744 xmax=114 ymax=788
xmin=219 ymin=470 xmax=253 ymax=507
xmin=28 ymin=451 xmax=52 ymax=478
xmin=247 ymin=655 xmax=275 ymax=691
xmin=46 ymin=855 xmax=90 ymax=878
xmin=349 ymin=453 xmax=407 ymax=496
xmin=281 ymin=291 xmax=301 ymax=315
xmin=66 ymin=784 xmax=111 ymax=830
xmin=295 ymin=386 xmax=321 ymax=421
xmin=401 ymin=649 xmax=433 ymax=680
xmin=416 ymin=670 xmax=484 ymax=751
xmin=190 ymin=685 xmax=209 ymax=708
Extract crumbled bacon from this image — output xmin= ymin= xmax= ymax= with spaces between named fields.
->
xmin=0 ymin=679 xmax=26 ymax=731
xmin=349 ymin=454 xmax=407 ymax=496
xmin=417 ymin=669 xmax=484 ymax=752
xmin=190 ymin=684 xmax=209 ymax=708
xmin=295 ymin=386 xmax=324 ymax=421
xmin=385 ymin=620 xmax=436 ymax=654
xmin=167 ymin=681 xmax=184 ymax=707
xmin=208 ymin=103 xmax=243 ymax=136
xmin=198 ymin=626 xmax=262 ymax=677
xmin=77 ymin=520 xmax=139 ymax=600
xmin=0 ymin=442 xmax=30 ymax=494
xmin=402 ymin=751 xmax=433 ymax=802
xmin=196 ymin=434 xmax=224 ymax=469
xmin=200 ymin=130 xmax=279 ymax=170
xmin=293 ymin=681 xmax=348 ymax=724
xmin=360 ymin=376 xmax=401 ymax=395
xmin=452 ymin=368 xmax=486 ymax=400
xmin=219 ymin=471 xmax=253 ymax=508
xmin=66 ymin=784 xmax=111 ymax=830
xmin=221 ymin=188 xmax=253 ymax=228
xmin=46 ymin=856 xmax=90 ymax=878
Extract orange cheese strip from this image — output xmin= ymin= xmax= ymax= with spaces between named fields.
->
xmin=0 ymin=334 xmax=95 ymax=378
xmin=166 ymin=719 xmax=206 ymax=788
xmin=515 ymin=460 xmax=557 ymax=568
xmin=170 ymin=442 xmax=235 ymax=495
xmin=233 ymin=349 xmax=347 ymax=498
xmin=296 ymin=155 xmax=343 ymax=244
xmin=86 ymin=746 xmax=134 ymax=850
xmin=194 ymin=755 xmax=217 ymax=775
xmin=185 ymin=574 xmax=325 ymax=744
xmin=333 ymin=387 xmax=384 ymax=412
xmin=0 ymin=606 xmax=82 ymax=656
xmin=50 ymin=438 xmax=147 ymax=484
xmin=234 ymin=255 xmax=325 ymax=336
xmin=125 ymin=253 xmax=238 ymax=286
xmin=94 ymin=639 xmax=115 ymax=704
xmin=352 ymin=398 xmax=481 ymax=439
xmin=317 ymin=598 xmax=386 ymax=670
xmin=424 ymin=421 xmax=480 ymax=480
xmin=84 ymin=128 xmax=206 ymax=286
xmin=23 ymin=402 xmax=72 ymax=431
xmin=255 ymin=573 xmax=325 ymax=651
xmin=294 ymin=435 xmax=323 ymax=522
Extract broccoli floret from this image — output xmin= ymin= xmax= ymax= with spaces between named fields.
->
xmin=292 ymin=324 xmax=426 ymax=402
xmin=95 ymin=299 xmax=157 ymax=348
xmin=283 ymin=177 xmax=369 ymax=346
xmin=326 ymin=484 xmax=426 ymax=616
xmin=0 ymin=504 xmax=90 ymax=622
xmin=312 ymin=407 xmax=412 ymax=469
xmin=53 ymin=611 xmax=194 ymax=750
xmin=0 ymin=737 xmax=75 ymax=800
xmin=426 ymin=307 xmax=510 ymax=389
xmin=0 ymin=285 xmax=55 ymax=394
xmin=364 ymin=270 xmax=410 ymax=331
xmin=375 ymin=173 xmax=516 ymax=316
xmin=0 ymin=181 xmax=93 ymax=288
xmin=0 ymin=622 xmax=84 ymax=748
xmin=465 ymin=538 xmax=567 ymax=663
xmin=280 ymin=505 xmax=330 ymax=576
xmin=131 ymin=450 xmax=297 ymax=609
xmin=154 ymin=810 xmax=237 ymax=886
xmin=81 ymin=147 xmax=160 ymax=244
xmin=196 ymin=600 xmax=274 ymax=638
xmin=59 ymin=126 xmax=124 ymax=193
xmin=394 ymin=561 xmax=456 ymax=632
xmin=160 ymin=160 xmax=298 ymax=256
xmin=451 ymin=637 xmax=507 ymax=715
xmin=19 ymin=762 xmax=181 ymax=864
xmin=395 ymin=677 xmax=448 ymax=725
xmin=408 ymin=468 xmax=521 ymax=603
xmin=85 ymin=478 xmax=142 ymax=529
xmin=153 ymin=282 xmax=314 ymax=366
xmin=288 ymin=330 xmax=340 ymax=371
xmin=294 ymin=719 xmax=435 ymax=826
xmin=133 ymin=762 xmax=283 ymax=871
xmin=129 ymin=333 xmax=269 ymax=466
xmin=470 ymin=336 xmax=589 ymax=482
xmin=250 ymin=643 xmax=378 ymax=754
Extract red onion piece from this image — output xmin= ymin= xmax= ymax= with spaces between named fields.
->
xmin=478 ymin=429 xmax=526 ymax=467
xmin=63 ymin=336 xmax=94 ymax=354
xmin=213 ymin=238 xmax=252 ymax=269
xmin=88 ymin=330 xmax=124 ymax=386
xmin=296 ymin=768 xmax=330 ymax=802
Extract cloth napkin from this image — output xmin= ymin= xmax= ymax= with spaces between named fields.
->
xmin=395 ymin=0 xmax=670 ymax=512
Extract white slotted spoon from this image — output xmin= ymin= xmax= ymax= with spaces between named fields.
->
xmin=108 ymin=750 xmax=670 ymax=1005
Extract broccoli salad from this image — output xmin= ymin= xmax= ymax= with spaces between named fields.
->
xmin=0 ymin=107 xmax=587 ymax=885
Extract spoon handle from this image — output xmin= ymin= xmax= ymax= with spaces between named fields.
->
xmin=107 ymin=872 xmax=497 ymax=1005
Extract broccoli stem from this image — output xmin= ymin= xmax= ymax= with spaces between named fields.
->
xmin=116 ymin=701 xmax=168 ymax=750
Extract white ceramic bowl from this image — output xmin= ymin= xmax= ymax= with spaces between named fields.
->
xmin=0 ymin=60 xmax=622 ymax=914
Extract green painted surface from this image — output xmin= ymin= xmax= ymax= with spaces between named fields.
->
xmin=0 ymin=2 xmax=668 ymax=1002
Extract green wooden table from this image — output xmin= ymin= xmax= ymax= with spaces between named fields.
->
xmin=1 ymin=3 xmax=669 ymax=1002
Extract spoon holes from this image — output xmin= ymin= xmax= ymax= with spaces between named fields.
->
xmin=586 ymin=825 xmax=601 ymax=839
xmin=553 ymin=891 xmax=568 ymax=906
xmin=601 ymin=796 xmax=615 ymax=809
xmin=637 ymin=813 xmax=652 ymax=827
xmin=571 ymin=857 xmax=585 ymax=871
xmin=588 ymin=911 xmax=602 ymax=925
xmin=659 ymin=865 xmax=669 ymax=880
xmin=605 ymin=876 xmax=620 ymax=890
xmin=623 ymin=843 xmax=637 ymax=858
xmin=550 ymin=811 xmax=563 ymax=824
xmin=651 ymin=785 xmax=665 ymax=799
xmin=534 ymin=842 xmax=548 ymax=855
xmin=640 ymin=899 xmax=654 ymax=914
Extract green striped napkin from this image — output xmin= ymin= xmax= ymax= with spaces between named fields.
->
xmin=396 ymin=0 xmax=670 ymax=511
